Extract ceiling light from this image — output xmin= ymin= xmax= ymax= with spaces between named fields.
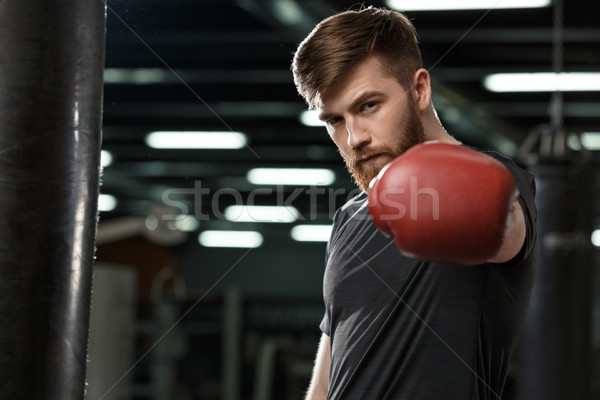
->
xmin=100 ymin=150 xmax=113 ymax=167
xmin=104 ymin=68 xmax=170 ymax=84
xmin=386 ymin=0 xmax=551 ymax=11
xmin=98 ymin=194 xmax=117 ymax=212
xmin=291 ymin=224 xmax=333 ymax=242
xmin=145 ymin=131 xmax=247 ymax=149
xmin=274 ymin=0 xmax=303 ymax=25
xmin=483 ymin=73 xmax=600 ymax=92
xmin=300 ymin=110 xmax=325 ymax=127
xmin=569 ymin=132 xmax=600 ymax=151
xmin=581 ymin=132 xmax=600 ymax=150
xmin=145 ymin=214 xmax=159 ymax=231
xmin=592 ymin=230 xmax=600 ymax=247
xmin=175 ymin=215 xmax=201 ymax=232
xmin=247 ymin=168 xmax=335 ymax=186
xmin=224 ymin=205 xmax=300 ymax=223
xmin=198 ymin=230 xmax=263 ymax=248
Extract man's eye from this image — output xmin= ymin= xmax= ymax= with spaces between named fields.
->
xmin=328 ymin=116 xmax=342 ymax=125
xmin=363 ymin=101 xmax=377 ymax=110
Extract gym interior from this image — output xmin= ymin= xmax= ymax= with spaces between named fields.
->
xmin=1 ymin=1 xmax=598 ymax=399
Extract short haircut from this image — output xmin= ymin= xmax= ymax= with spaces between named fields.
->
xmin=291 ymin=7 xmax=423 ymax=109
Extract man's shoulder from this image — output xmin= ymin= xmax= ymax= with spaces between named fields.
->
xmin=338 ymin=190 xmax=368 ymax=214
xmin=465 ymin=145 xmax=533 ymax=176
xmin=329 ymin=190 xmax=369 ymax=230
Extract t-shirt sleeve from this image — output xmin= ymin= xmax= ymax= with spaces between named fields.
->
xmin=486 ymin=151 xmax=538 ymax=266
xmin=319 ymin=313 xmax=331 ymax=336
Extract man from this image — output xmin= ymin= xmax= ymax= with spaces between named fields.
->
xmin=291 ymin=7 xmax=538 ymax=400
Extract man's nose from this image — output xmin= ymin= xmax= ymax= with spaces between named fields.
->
xmin=346 ymin=117 xmax=371 ymax=149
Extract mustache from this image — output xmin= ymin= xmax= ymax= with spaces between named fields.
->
xmin=340 ymin=146 xmax=392 ymax=167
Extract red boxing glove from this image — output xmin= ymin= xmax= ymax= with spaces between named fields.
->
xmin=368 ymin=142 xmax=518 ymax=265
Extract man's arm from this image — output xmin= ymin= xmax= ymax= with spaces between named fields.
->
xmin=305 ymin=333 xmax=330 ymax=400
xmin=487 ymin=199 xmax=526 ymax=263
xmin=368 ymin=142 xmax=523 ymax=265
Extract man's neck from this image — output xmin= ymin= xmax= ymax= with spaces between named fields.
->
xmin=423 ymin=123 xmax=461 ymax=145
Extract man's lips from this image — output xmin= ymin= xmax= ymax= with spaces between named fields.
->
xmin=359 ymin=153 xmax=383 ymax=165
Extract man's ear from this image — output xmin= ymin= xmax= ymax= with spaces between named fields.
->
xmin=412 ymin=68 xmax=431 ymax=112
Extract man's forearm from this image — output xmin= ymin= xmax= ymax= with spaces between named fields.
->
xmin=305 ymin=334 xmax=330 ymax=399
xmin=305 ymin=381 xmax=328 ymax=400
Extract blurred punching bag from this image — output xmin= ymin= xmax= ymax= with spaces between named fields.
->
xmin=515 ymin=0 xmax=595 ymax=396
xmin=515 ymin=126 xmax=596 ymax=399
xmin=0 ymin=1 xmax=106 ymax=399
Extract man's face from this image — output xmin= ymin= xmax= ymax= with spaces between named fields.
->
xmin=318 ymin=55 xmax=425 ymax=192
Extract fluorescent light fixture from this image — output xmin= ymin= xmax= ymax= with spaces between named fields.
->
xmin=175 ymin=215 xmax=200 ymax=232
xmin=100 ymin=150 xmax=113 ymax=167
xmin=146 ymin=131 xmax=247 ymax=149
xmin=104 ymin=68 xmax=170 ymax=84
xmin=386 ymin=0 xmax=551 ymax=11
xmin=567 ymin=134 xmax=583 ymax=151
xmin=291 ymin=224 xmax=333 ymax=242
xmin=224 ymin=205 xmax=300 ymax=223
xmin=247 ymin=168 xmax=335 ymax=186
xmin=98 ymin=194 xmax=117 ymax=212
xmin=145 ymin=214 xmax=159 ymax=231
xmin=300 ymin=110 xmax=325 ymax=127
xmin=592 ymin=230 xmax=600 ymax=247
xmin=567 ymin=132 xmax=600 ymax=151
xmin=198 ymin=230 xmax=263 ymax=248
xmin=581 ymin=132 xmax=600 ymax=150
xmin=484 ymin=72 xmax=600 ymax=92
xmin=273 ymin=0 xmax=303 ymax=25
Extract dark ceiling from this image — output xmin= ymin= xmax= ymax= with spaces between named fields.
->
xmin=99 ymin=0 xmax=599 ymax=244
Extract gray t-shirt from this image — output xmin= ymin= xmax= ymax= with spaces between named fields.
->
xmin=321 ymin=150 xmax=538 ymax=399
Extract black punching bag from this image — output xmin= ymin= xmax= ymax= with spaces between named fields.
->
xmin=0 ymin=1 xmax=106 ymax=399
xmin=514 ymin=0 xmax=596 ymax=394
xmin=515 ymin=134 xmax=596 ymax=399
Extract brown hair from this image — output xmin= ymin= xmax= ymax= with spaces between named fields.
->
xmin=291 ymin=7 xmax=423 ymax=109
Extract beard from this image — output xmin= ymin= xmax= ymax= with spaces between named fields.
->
xmin=340 ymin=98 xmax=426 ymax=192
